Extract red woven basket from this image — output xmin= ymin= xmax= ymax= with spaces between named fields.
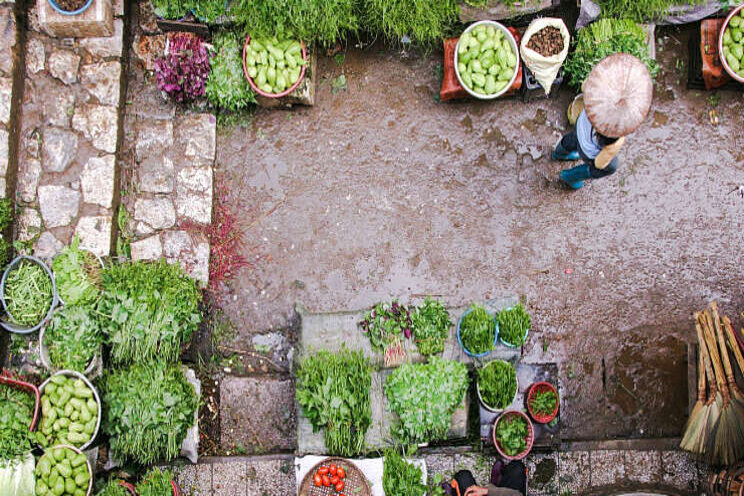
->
xmin=242 ymin=35 xmax=308 ymax=98
xmin=492 ymin=410 xmax=534 ymax=461
xmin=0 ymin=368 xmax=40 ymax=431
xmin=526 ymin=381 xmax=559 ymax=424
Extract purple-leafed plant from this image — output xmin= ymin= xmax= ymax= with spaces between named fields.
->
xmin=154 ymin=33 xmax=210 ymax=103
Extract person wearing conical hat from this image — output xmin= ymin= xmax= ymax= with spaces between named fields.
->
xmin=552 ymin=53 xmax=653 ymax=189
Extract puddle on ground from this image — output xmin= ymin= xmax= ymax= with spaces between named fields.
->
xmin=651 ymin=111 xmax=668 ymax=128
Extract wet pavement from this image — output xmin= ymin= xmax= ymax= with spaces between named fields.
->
xmin=215 ymin=26 xmax=744 ymax=441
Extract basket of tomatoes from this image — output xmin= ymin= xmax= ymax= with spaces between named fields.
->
xmin=299 ymin=458 xmax=372 ymax=496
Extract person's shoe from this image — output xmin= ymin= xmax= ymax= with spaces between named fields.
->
xmin=552 ymin=137 xmax=580 ymax=161
xmin=490 ymin=460 xmax=505 ymax=487
xmin=559 ymin=164 xmax=591 ymax=190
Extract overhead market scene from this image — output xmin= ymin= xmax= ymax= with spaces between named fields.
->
xmin=0 ymin=0 xmax=743 ymax=495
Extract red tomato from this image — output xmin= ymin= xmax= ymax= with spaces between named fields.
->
xmin=322 ymin=475 xmax=331 ymax=487
xmin=335 ymin=481 xmax=345 ymax=492
xmin=330 ymin=476 xmax=340 ymax=485
xmin=313 ymin=474 xmax=322 ymax=487
xmin=337 ymin=467 xmax=346 ymax=479
xmin=318 ymin=467 xmax=329 ymax=475
xmin=329 ymin=464 xmax=337 ymax=476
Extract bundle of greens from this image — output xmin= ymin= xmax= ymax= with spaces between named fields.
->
xmin=383 ymin=449 xmax=427 ymax=496
xmin=150 ymin=0 xmax=190 ymax=19
xmin=101 ymin=364 xmax=198 ymax=465
xmin=0 ymin=198 xmax=12 ymax=268
xmin=0 ymin=384 xmax=35 ymax=463
xmin=206 ymin=30 xmax=256 ymax=112
xmin=459 ymin=304 xmax=495 ymax=355
xmin=296 ymin=349 xmax=372 ymax=457
xmin=151 ymin=0 xmax=227 ymax=22
xmin=97 ymin=260 xmax=201 ymax=365
xmin=411 ymin=297 xmax=451 ymax=356
xmin=53 ymin=238 xmax=102 ymax=307
xmin=563 ymin=18 xmax=658 ymax=88
xmin=529 ymin=389 xmax=558 ymax=416
xmin=3 ymin=259 xmax=53 ymax=328
xmin=362 ymin=0 xmax=460 ymax=46
xmin=359 ymin=300 xmax=413 ymax=365
xmin=95 ymin=479 xmax=129 ymax=496
xmin=477 ymin=360 xmax=517 ymax=410
xmin=34 ymin=447 xmax=90 ymax=496
xmin=497 ymin=304 xmax=530 ymax=347
xmin=191 ymin=0 xmax=227 ymax=22
xmin=597 ymin=0 xmax=706 ymax=23
xmin=135 ymin=468 xmax=175 ymax=496
xmin=385 ymin=357 xmax=468 ymax=444
xmin=495 ymin=414 xmax=529 ymax=457
xmin=44 ymin=306 xmax=102 ymax=373
xmin=37 ymin=374 xmax=98 ymax=449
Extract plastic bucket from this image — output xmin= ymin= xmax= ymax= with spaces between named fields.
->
xmin=38 ymin=445 xmax=93 ymax=496
xmin=39 ymin=370 xmax=101 ymax=452
xmin=242 ymin=35 xmax=308 ymax=98
xmin=0 ymin=255 xmax=58 ymax=334
xmin=497 ymin=307 xmax=530 ymax=348
xmin=454 ymin=20 xmax=521 ymax=100
xmin=526 ymin=381 xmax=559 ymax=424
xmin=0 ymin=370 xmax=41 ymax=432
xmin=48 ymin=0 xmax=94 ymax=15
xmin=476 ymin=360 xmax=518 ymax=413
xmin=719 ymin=4 xmax=744 ymax=83
xmin=38 ymin=316 xmax=99 ymax=376
xmin=457 ymin=306 xmax=498 ymax=357
xmin=492 ymin=410 xmax=534 ymax=461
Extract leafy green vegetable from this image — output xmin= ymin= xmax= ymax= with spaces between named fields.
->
xmin=44 ymin=306 xmax=102 ymax=373
xmin=529 ymin=389 xmax=558 ymax=416
xmin=385 ymin=357 xmax=468 ymax=444
xmin=362 ymin=0 xmax=460 ymax=46
xmin=597 ymin=0 xmax=706 ymax=22
xmin=495 ymin=415 xmax=528 ymax=456
xmin=101 ymin=363 xmax=198 ymax=465
xmin=296 ymin=349 xmax=372 ymax=457
xmin=150 ymin=0 xmax=191 ymax=19
xmin=53 ymin=238 xmax=102 ymax=307
xmin=563 ymin=18 xmax=658 ymax=89
xmin=95 ymin=479 xmax=129 ymax=496
xmin=0 ymin=198 xmax=12 ymax=231
xmin=411 ymin=297 xmax=451 ymax=356
xmin=3 ymin=259 xmax=53 ymax=327
xmin=97 ymin=260 xmax=201 ymax=365
xmin=383 ymin=449 xmax=427 ymax=496
xmin=136 ymin=468 xmax=175 ymax=496
xmin=477 ymin=360 xmax=517 ymax=410
xmin=0 ymin=237 xmax=11 ymax=269
xmin=191 ymin=0 xmax=227 ymax=22
xmin=207 ymin=30 xmax=256 ymax=112
xmin=497 ymin=304 xmax=530 ymax=347
xmin=35 ymin=447 xmax=90 ymax=496
xmin=0 ymin=384 xmax=35 ymax=463
xmin=359 ymin=300 xmax=412 ymax=364
xmin=37 ymin=374 xmax=98 ymax=449
xmin=459 ymin=304 xmax=495 ymax=355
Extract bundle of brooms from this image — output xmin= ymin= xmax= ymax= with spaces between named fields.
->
xmin=681 ymin=301 xmax=744 ymax=466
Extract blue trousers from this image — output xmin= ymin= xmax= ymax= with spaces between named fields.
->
xmin=560 ymin=129 xmax=619 ymax=179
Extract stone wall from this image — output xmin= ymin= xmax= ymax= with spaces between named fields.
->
xmin=0 ymin=0 xmax=18 ymax=199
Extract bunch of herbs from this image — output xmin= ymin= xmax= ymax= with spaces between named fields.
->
xmin=44 ymin=306 xmax=102 ymax=373
xmin=362 ymin=0 xmax=460 ymax=46
xmin=52 ymin=237 xmax=102 ymax=307
xmin=597 ymin=0 xmax=706 ymax=22
xmin=0 ymin=384 xmax=35 ymax=463
xmin=495 ymin=415 xmax=528 ymax=456
xmin=191 ymin=0 xmax=228 ymax=22
xmin=459 ymin=304 xmax=495 ymax=355
xmin=136 ymin=468 xmax=175 ymax=496
xmin=101 ymin=363 xmax=198 ymax=465
xmin=296 ymin=349 xmax=372 ymax=457
xmin=206 ymin=30 xmax=256 ymax=112
xmin=359 ymin=300 xmax=412 ymax=365
xmin=3 ymin=259 xmax=53 ymax=327
xmin=411 ymin=297 xmax=451 ymax=356
xmin=97 ymin=260 xmax=201 ymax=365
xmin=95 ymin=479 xmax=129 ymax=496
xmin=154 ymin=33 xmax=211 ymax=103
xmin=383 ymin=448 xmax=427 ymax=496
xmin=530 ymin=389 xmax=558 ymax=416
xmin=497 ymin=304 xmax=530 ymax=347
xmin=150 ymin=0 xmax=191 ymax=19
xmin=478 ymin=360 xmax=517 ymax=410
xmin=385 ymin=356 xmax=468 ymax=444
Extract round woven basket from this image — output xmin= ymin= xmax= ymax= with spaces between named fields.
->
xmin=298 ymin=458 xmax=372 ymax=496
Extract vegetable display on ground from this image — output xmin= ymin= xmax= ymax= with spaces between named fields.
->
xmin=363 ymin=0 xmax=459 ymax=46
xmin=0 ymin=384 xmax=36 ymax=462
xmin=458 ymin=304 xmax=495 ymax=355
xmin=382 ymin=449 xmax=426 ymax=496
xmin=95 ymin=479 xmax=129 ymax=496
xmin=101 ymin=363 xmax=198 ymax=465
xmin=3 ymin=259 xmax=54 ymax=328
xmin=135 ymin=467 xmax=175 ymax=496
xmin=34 ymin=447 xmax=90 ymax=496
xmin=52 ymin=238 xmax=102 ymax=307
xmin=150 ymin=0 xmax=191 ymax=19
xmin=457 ymin=23 xmax=517 ymax=96
xmin=37 ymin=375 xmax=98 ymax=449
xmin=296 ymin=349 xmax=372 ymax=457
xmin=526 ymin=26 xmax=564 ymax=57
xmin=495 ymin=415 xmax=528 ymax=456
xmin=497 ymin=304 xmax=530 ymax=347
xmin=529 ymin=389 xmax=558 ymax=416
xmin=310 ymin=461 xmax=347 ymax=492
xmin=723 ymin=13 xmax=744 ymax=77
xmin=44 ymin=306 xmax=102 ymax=373
xmin=359 ymin=300 xmax=412 ymax=364
xmin=97 ymin=260 xmax=201 ymax=366
xmin=478 ymin=360 xmax=517 ymax=410
xmin=244 ymin=38 xmax=306 ymax=95
xmin=154 ymin=33 xmax=211 ymax=103
xmin=385 ymin=356 xmax=468 ymax=444
xmin=411 ymin=297 xmax=451 ymax=356
xmin=596 ymin=0 xmax=706 ymax=23
xmin=563 ymin=18 xmax=658 ymax=89
xmin=207 ymin=30 xmax=257 ymax=112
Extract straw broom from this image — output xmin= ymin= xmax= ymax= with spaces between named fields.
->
xmin=679 ymin=341 xmax=708 ymax=452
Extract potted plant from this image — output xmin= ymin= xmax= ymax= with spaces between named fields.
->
xmin=48 ymin=0 xmax=94 ymax=16
xmin=243 ymin=36 xmax=308 ymax=98
xmin=497 ymin=303 xmax=530 ymax=348
xmin=154 ymin=33 xmax=211 ymax=103
xmin=457 ymin=303 xmax=497 ymax=357
xmin=527 ymin=382 xmax=559 ymax=424
xmin=39 ymin=306 xmax=102 ymax=375
xmin=136 ymin=467 xmax=180 ymax=496
xmin=1 ymin=255 xmax=57 ymax=334
xmin=35 ymin=445 xmax=93 ymax=496
xmin=52 ymin=237 xmax=103 ymax=307
xmin=492 ymin=410 xmax=534 ymax=461
xmin=477 ymin=360 xmax=518 ymax=412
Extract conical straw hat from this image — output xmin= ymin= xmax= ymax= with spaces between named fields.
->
xmin=583 ymin=53 xmax=653 ymax=138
